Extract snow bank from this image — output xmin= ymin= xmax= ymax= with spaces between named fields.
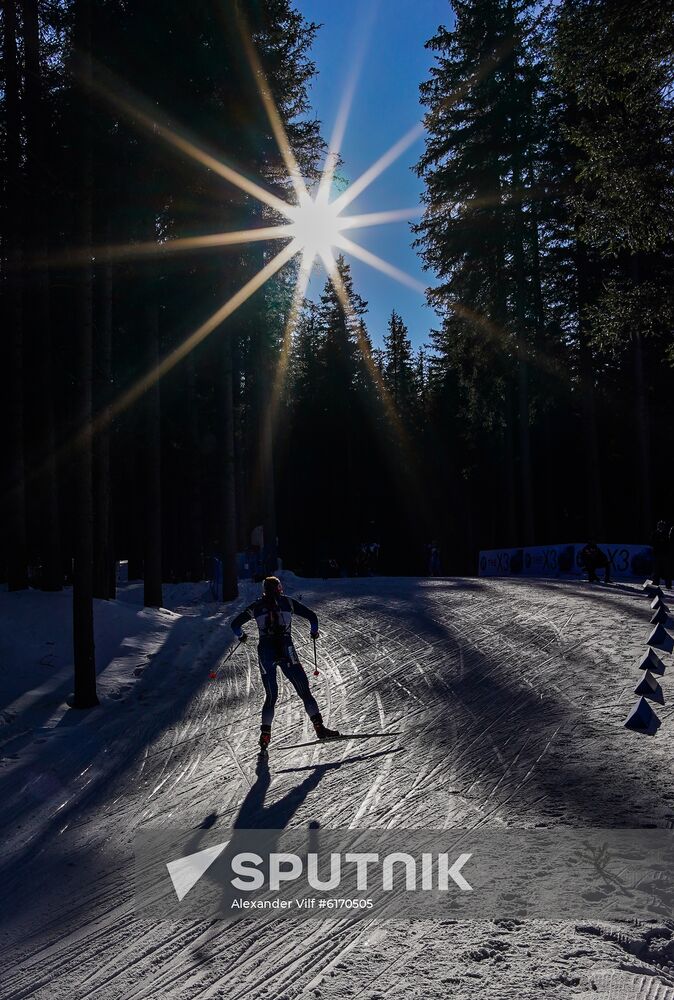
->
xmin=0 ymin=582 xmax=210 ymax=725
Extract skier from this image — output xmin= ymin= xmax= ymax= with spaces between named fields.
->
xmin=578 ymin=541 xmax=611 ymax=583
xmin=652 ymin=520 xmax=673 ymax=589
xmin=230 ymin=576 xmax=340 ymax=751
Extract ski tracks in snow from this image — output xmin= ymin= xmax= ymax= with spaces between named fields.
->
xmin=2 ymin=575 xmax=671 ymax=999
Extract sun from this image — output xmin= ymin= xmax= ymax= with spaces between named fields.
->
xmin=76 ymin=40 xmax=433 ymax=435
xmin=286 ymin=193 xmax=346 ymax=263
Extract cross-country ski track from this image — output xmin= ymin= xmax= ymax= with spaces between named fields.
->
xmin=2 ymin=575 xmax=674 ymax=999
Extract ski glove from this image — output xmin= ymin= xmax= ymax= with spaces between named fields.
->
xmin=237 ymin=631 xmax=248 ymax=643
xmin=311 ymin=629 xmax=319 ymax=639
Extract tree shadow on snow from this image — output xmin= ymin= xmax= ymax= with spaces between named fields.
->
xmin=404 ymin=581 xmax=674 ymax=829
xmin=323 ymin=577 xmax=674 ymax=832
xmin=0 ymin=607 xmax=252 ymax=890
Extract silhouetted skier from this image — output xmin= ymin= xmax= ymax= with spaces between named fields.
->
xmin=230 ymin=576 xmax=339 ymax=750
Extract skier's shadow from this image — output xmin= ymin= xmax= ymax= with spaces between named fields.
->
xmin=191 ymin=753 xmax=342 ymax=955
xmin=233 ymin=751 xmax=341 ymax=829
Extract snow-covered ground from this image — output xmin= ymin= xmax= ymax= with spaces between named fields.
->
xmin=1 ymin=574 xmax=674 ymax=999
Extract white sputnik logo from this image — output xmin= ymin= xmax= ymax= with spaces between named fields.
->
xmin=166 ymin=841 xmax=230 ymax=902
xmin=165 ymin=843 xmax=473 ymax=901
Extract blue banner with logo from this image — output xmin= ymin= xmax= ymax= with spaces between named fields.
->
xmin=478 ymin=543 xmax=653 ymax=580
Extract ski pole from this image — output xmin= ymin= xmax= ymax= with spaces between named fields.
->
xmin=312 ymin=635 xmax=319 ymax=677
xmin=209 ymin=638 xmax=242 ymax=680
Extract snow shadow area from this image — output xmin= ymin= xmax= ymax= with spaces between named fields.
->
xmin=0 ymin=581 xmax=256 ymax=878
xmin=308 ymin=575 xmax=674 ymax=831
xmin=3 ymin=575 xmax=674 ymax=999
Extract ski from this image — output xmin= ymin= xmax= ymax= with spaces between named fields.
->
xmin=274 ymin=732 xmax=402 ymax=750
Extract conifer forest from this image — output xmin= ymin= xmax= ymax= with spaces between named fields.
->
xmin=1 ymin=1 xmax=673 ymax=703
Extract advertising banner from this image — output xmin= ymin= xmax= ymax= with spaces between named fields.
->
xmin=478 ymin=542 xmax=653 ymax=580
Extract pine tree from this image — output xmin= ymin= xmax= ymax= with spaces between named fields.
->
xmin=316 ymin=256 xmax=368 ymax=417
xmin=414 ymin=346 xmax=428 ymax=422
xmin=307 ymin=256 xmax=369 ymax=564
xmin=382 ymin=310 xmax=416 ymax=417
xmin=415 ymin=0 xmax=543 ymax=546
xmin=554 ymin=0 xmax=674 ymax=533
xmin=22 ymin=0 xmax=63 ymax=591
xmin=70 ymin=0 xmax=98 ymax=707
xmin=231 ymin=0 xmax=323 ymax=575
xmin=92 ymin=210 xmax=115 ymax=600
xmin=2 ymin=0 xmax=28 ymax=590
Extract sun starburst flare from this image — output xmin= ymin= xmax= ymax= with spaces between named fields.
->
xmin=286 ymin=194 xmax=348 ymax=265
xmin=50 ymin=34 xmax=509 ymax=452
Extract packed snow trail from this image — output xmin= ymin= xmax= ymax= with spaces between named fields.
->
xmin=2 ymin=576 xmax=674 ymax=999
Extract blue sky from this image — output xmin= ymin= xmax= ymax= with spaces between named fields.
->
xmin=295 ymin=0 xmax=453 ymax=349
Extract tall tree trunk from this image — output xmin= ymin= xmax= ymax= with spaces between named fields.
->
xmin=516 ymin=339 xmax=534 ymax=543
xmin=527 ymin=158 xmax=556 ymax=542
xmin=566 ymin=88 xmax=604 ymax=541
xmin=631 ymin=255 xmax=651 ymax=536
xmin=93 ymin=229 xmax=115 ymax=599
xmin=503 ymin=385 xmax=518 ymax=546
xmin=2 ymin=0 xmax=28 ymax=591
xmin=505 ymin=7 xmax=534 ymax=544
xmin=71 ymin=0 xmax=98 ymax=707
xmin=143 ymin=274 xmax=163 ymax=608
xmin=540 ymin=407 xmax=558 ymax=543
xmin=243 ymin=235 xmax=276 ymax=573
xmin=184 ymin=352 xmax=204 ymax=581
xmin=527 ymin=167 xmax=547 ymax=342
xmin=633 ymin=330 xmax=652 ymax=536
xmin=127 ymin=419 xmax=144 ymax=581
xmin=235 ymin=414 xmax=248 ymax=553
xmin=258 ymin=420 xmax=277 ymax=574
xmin=22 ymin=0 xmax=62 ymax=591
xmin=575 ymin=241 xmax=604 ymax=538
xmin=256 ymin=354 xmax=277 ymax=574
xmin=219 ymin=335 xmax=238 ymax=601
xmin=492 ymin=200 xmax=517 ymax=546
xmin=233 ymin=334 xmax=248 ymax=553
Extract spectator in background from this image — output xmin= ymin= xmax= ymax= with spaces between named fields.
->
xmin=428 ymin=541 xmax=441 ymax=577
xmin=579 ymin=541 xmax=611 ymax=583
xmin=321 ymin=557 xmax=341 ymax=579
xmin=652 ymin=520 xmax=673 ymax=589
xmin=357 ymin=542 xmax=379 ymax=576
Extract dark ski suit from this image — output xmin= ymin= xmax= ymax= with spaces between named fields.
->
xmin=652 ymin=525 xmax=673 ymax=589
xmin=230 ymin=595 xmax=320 ymax=726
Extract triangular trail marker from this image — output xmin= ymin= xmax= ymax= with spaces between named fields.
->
xmin=624 ymin=696 xmax=661 ymax=735
xmin=639 ymin=648 xmax=666 ymax=675
xmin=166 ymin=840 xmax=229 ymax=902
xmin=651 ymin=595 xmax=670 ymax=613
xmin=651 ymin=607 xmax=671 ymax=626
xmin=647 ymin=623 xmax=674 ymax=653
xmin=634 ymin=670 xmax=665 ymax=706
xmin=643 ymin=580 xmax=664 ymax=598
